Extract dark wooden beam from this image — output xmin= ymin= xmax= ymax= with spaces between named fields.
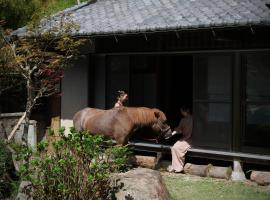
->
xmin=129 ymin=141 xmax=270 ymax=165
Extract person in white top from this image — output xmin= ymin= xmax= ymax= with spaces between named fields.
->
xmin=114 ymin=90 xmax=128 ymax=108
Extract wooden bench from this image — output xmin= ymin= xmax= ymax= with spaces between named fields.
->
xmin=128 ymin=141 xmax=270 ymax=165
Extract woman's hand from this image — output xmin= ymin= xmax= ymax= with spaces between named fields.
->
xmin=165 ymin=130 xmax=178 ymax=139
xmin=171 ymin=130 xmax=177 ymax=136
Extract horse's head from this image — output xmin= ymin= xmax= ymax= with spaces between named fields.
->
xmin=151 ymin=110 xmax=172 ymax=139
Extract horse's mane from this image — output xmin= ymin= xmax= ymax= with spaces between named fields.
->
xmin=125 ymin=107 xmax=166 ymax=126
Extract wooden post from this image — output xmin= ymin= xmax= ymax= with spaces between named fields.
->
xmin=129 ymin=155 xmax=157 ymax=169
xmin=250 ymin=171 xmax=270 ymax=186
xmin=47 ymin=116 xmax=60 ymax=154
xmin=184 ymin=163 xmax=232 ymax=179
xmin=184 ymin=163 xmax=212 ymax=177
xmin=207 ymin=166 xmax=232 ymax=180
xmin=51 ymin=116 xmax=60 ymax=137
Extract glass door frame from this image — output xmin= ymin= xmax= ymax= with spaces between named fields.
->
xmin=192 ymin=52 xmax=234 ymax=151
xmin=240 ymin=51 xmax=270 ymax=154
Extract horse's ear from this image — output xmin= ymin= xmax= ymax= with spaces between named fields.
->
xmin=154 ymin=111 xmax=160 ymax=119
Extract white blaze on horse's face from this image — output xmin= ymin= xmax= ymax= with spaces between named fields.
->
xmin=152 ymin=111 xmax=172 ymax=138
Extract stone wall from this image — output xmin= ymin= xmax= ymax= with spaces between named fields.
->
xmin=0 ymin=113 xmax=42 ymax=150
xmin=0 ymin=112 xmax=24 ymax=139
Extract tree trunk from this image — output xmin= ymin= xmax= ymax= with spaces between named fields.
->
xmin=250 ymin=171 xmax=270 ymax=185
xmin=129 ymin=155 xmax=157 ymax=169
xmin=184 ymin=163 xmax=232 ymax=179
xmin=22 ymin=79 xmax=33 ymax=144
xmin=207 ymin=166 xmax=232 ymax=180
xmin=77 ymin=0 xmax=81 ymax=4
xmin=184 ymin=163 xmax=212 ymax=177
xmin=47 ymin=116 xmax=60 ymax=154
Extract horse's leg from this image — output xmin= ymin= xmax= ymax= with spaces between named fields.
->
xmin=113 ymin=122 xmax=132 ymax=145
xmin=115 ymin=135 xmax=128 ymax=145
xmin=113 ymin=130 xmax=130 ymax=145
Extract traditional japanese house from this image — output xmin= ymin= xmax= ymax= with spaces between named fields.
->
xmin=15 ymin=0 xmax=270 ymax=164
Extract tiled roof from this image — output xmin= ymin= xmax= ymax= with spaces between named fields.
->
xmin=15 ymin=0 xmax=270 ymax=36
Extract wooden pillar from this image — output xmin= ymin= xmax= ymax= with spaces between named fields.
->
xmin=47 ymin=116 xmax=60 ymax=154
xmin=232 ymin=52 xmax=241 ymax=151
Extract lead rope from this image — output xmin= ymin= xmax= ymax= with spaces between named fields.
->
xmin=136 ymin=120 xmax=170 ymax=143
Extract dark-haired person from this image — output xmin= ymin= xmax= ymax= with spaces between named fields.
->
xmin=167 ymin=106 xmax=193 ymax=173
xmin=114 ymin=90 xmax=128 ymax=108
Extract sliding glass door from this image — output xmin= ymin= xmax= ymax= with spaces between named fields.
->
xmin=242 ymin=53 xmax=270 ymax=154
xmin=193 ymin=54 xmax=233 ymax=150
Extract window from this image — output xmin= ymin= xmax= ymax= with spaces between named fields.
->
xmin=246 ymin=55 xmax=270 ymax=101
xmin=243 ymin=54 xmax=270 ymax=152
xmin=106 ymin=56 xmax=130 ymax=108
xmin=193 ymin=55 xmax=232 ymax=150
xmin=130 ymin=56 xmax=157 ymax=107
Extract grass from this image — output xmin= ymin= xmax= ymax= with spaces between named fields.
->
xmin=162 ymin=173 xmax=270 ymax=200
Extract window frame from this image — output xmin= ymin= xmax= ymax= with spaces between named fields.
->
xmin=240 ymin=51 xmax=270 ymax=154
xmin=193 ymin=53 xmax=234 ymax=150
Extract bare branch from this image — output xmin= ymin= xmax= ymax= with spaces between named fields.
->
xmin=29 ymin=65 xmax=38 ymax=75
xmin=0 ymin=85 xmax=13 ymax=95
xmin=8 ymin=112 xmax=26 ymax=141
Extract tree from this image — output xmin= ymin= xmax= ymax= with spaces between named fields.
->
xmin=0 ymin=22 xmax=15 ymax=96
xmin=0 ymin=21 xmax=25 ymax=116
xmin=0 ymin=0 xmax=40 ymax=29
xmin=1 ymin=13 xmax=86 ymax=142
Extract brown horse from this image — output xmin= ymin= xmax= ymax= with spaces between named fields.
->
xmin=73 ymin=107 xmax=172 ymax=145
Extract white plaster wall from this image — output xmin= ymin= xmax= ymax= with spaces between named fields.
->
xmin=61 ymin=55 xmax=89 ymax=131
xmin=60 ymin=119 xmax=74 ymax=135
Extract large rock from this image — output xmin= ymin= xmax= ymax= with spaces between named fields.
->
xmin=110 ymin=168 xmax=170 ymax=200
xmin=16 ymin=181 xmax=33 ymax=200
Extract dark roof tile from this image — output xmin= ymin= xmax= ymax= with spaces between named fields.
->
xmin=14 ymin=0 xmax=270 ymax=36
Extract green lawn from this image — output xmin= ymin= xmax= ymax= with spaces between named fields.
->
xmin=162 ymin=173 xmax=270 ymax=200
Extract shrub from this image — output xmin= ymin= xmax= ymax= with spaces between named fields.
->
xmin=0 ymin=0 xmax=40 ymax=29
xmin=17 ymin=128 xmax=130 ymax=200
xmin=0 ymin=139 xmax=14 ymax=198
